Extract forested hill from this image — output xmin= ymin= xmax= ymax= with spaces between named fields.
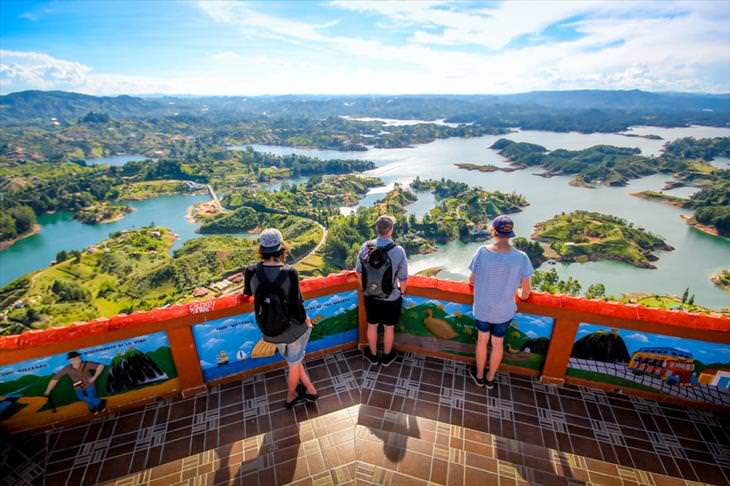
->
xmin=2 ymin=89 xmax=729 ymax=127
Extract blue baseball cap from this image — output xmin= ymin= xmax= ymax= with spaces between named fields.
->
xmin=491 ymin=215 xmax=516 ymax=238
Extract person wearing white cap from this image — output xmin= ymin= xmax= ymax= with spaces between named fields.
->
xmin=244 ymin=228 xmax=317 ymax=408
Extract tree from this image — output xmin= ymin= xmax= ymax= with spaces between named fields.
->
xmin=51 ymin=280 xmax=90 ymax=302
xmin=0 ymin=212 xmax=17 ymax=240
xmin=8 ymin=205 xmax=36 ymax=234
xmin=585 ymin=283 xmax=606 ymax=299
xmin=681 ymin=288 xmax=689 ymax=304
xmin=688 ymin=294 xmax=695 ymax=305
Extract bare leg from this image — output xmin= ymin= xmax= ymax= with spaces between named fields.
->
xmin=286 ymin=363 xmax=300 ymax=402
xmin=475 ymin=331 xmax=490 ymax=379
xmin=298 ymin=363 xmax=317 ymax=394
xmin=383 ymin=325 xmax=395 ymax=354
xmin=367 ymin=323 xmax=378 ymax=354
xmin=486 ymin=336 xmax=504 ymax=381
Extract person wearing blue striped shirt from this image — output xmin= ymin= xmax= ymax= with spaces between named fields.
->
xmin=467 ymin=215 xmax=533 ymax=389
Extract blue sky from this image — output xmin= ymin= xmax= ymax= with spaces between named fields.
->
xmin=1 ymin=1 xmax=728 ymax=95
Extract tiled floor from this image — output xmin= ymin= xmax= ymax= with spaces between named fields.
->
xmin=3 ymin=349 xmax=730 ymax=486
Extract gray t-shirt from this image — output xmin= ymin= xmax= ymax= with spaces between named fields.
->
xmin=355 ymin=237 xmax=408 ymax=301
xmin=469 ymin=246 xmax=533 ymax=324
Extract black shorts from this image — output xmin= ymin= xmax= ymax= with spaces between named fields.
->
xmin=364 ymin=296 xmax=403 ymax=326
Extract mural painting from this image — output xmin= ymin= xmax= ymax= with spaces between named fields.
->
xmin=193 ymin=290 xmax=358 ymax=381
xmin=0 ymin=332 xmax=177 ymax=432
xmin=567 ymin=323 xmax=730 ymax=405
xmin=397 ymin=295 xmax=554 ymax=371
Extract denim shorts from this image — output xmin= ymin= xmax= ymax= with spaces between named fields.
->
xmin=475 ymin=320 xmax=511 ymax=337
xmin=276 ymin=327 xmax=311 ymax=364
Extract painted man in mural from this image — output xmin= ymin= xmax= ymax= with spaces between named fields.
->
xmin=468 ymin=216 xmax=533 ymax=389
xmin=43 ymin=351 xmax=106 ymax=413
xmin=356 ymin=215 xmax=409 ymax=367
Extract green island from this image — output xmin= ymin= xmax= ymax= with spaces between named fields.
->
xmin=454 ymin=162 xmax=519 ymax=173
xmin=711 ymin=269 xmax=730 ymax=293
xmin=629 ymin=191 xmax=690 ymax=208
xmin=75 ymin=202 xmax=133 ymax=224
xmin=491 ymin=136 xmax=729 ymax=188
xmin=531 ymin=211 xmax=673 ymax=269
xmin=684 ymin=178 xmax=730 ymax=237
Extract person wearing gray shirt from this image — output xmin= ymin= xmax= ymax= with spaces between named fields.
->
xmin=468 ymin=215 xmax=532 ymax=390
xmin=355 ymin=215 xmax=408 ymax=367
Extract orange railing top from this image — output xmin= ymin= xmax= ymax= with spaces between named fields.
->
xmin=1 ymin=273 xmax=728 ymax=351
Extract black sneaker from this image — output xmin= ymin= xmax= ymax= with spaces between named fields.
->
xmin=94 ymin=399 xmax=107 ymax=414
xmin=468 ymin=366 xmax=485 ymax=388
xmin=297 ymin=384 xmax=319 ymax=403
xmin=380 ymin=351 xmax=397 ymax=367
xmin=485 ymin=379 xmax=495 ymax=390
xmin=363 ymin=348 xmax=379 ymax=366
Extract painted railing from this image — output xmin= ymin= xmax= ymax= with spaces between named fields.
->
xmin=1 ymin=272 xmax=729 ymax=434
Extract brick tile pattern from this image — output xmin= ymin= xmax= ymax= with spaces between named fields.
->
xmin=4 ymin=349 xmax=729 ymax=486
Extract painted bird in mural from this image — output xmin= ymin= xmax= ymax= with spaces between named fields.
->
xmin=423 ymin=308 xmax=458 ymax=340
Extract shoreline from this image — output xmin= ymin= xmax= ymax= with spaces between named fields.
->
xmin=680 ymin=214 xmax=726 ymax=239
xmin=630 ymin=191 xmax=688 ymax=208
xmin=0 ymin=224 xmax=42 ymax=251
xmin=710 ymin=270 xmax=730 ymax=294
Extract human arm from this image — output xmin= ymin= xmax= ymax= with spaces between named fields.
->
xmin=467 ymin=249 xmax=480 ymax=287
xmin=397 ymin=247 xmax=408 ymax=295
xmin=516 ymin=254 xmax=534 ymax=300
xmin=517 ymin=277 xmax=531 ymax=300
xmin=88 ymin=363 xmax=104 ymax=384
xmin=44 ymin=378 xmax=59 ymax=396
xmin=243 ymin=266 xmax=254 ymax=296
xmin=288 ymin=268 xmax=310 ymax=326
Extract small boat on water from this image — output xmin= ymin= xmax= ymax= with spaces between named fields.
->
xmin=216 ymin=350 xmax=229 ymax=366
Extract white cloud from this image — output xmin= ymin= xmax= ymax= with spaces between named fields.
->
xmin=526 ymin=330 xmax=539 ymax=338
xmin=3 ymin=1 xmax=728 ymax=95
xmin=210 ymin=51 xmax=243 ymax=62
xmin=627 ymin=333 xmax=649 ymax=343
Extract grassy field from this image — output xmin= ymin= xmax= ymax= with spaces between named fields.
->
xmin=566 ymin=368 xmax=664 ymax=393
xmin=117 ymin=180 xmax=193 ymax=200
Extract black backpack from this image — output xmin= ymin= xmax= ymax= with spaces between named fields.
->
xmin=253 ymin=264 xmax=291 ymax=337
xmin=360 ymin=241 xmax=396 ymax=298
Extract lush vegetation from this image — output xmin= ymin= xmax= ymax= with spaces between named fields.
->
xmin=687 ymin=178 xmax=730 ymax=237
xmin=492 ymin=139 xmax=654 ymax=187
xmin=75 ymin=202 xmax=132 ymax=224
xmin=0 ymin=204 xmax=37 ymax=243
xmin=4 ymin=89 xmax=728 ymax=132
xmin=0 ymin=223 xmax=322 ymax=335
xmin=629 ymin=191 xmax=689 ymax=208
xmin=712 ymin=269 xmax=730 ymax=292
xmin=532 ymin=211 xmax=673 ymax=268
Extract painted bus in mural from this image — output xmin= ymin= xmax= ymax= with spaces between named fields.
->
xmin=567 ymin=323 xmax=730 ymax=406
xmin=627 ymin=347 xmax=695 ymax=385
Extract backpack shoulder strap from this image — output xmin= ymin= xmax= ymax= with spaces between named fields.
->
xmin=254 ymin=263 xmax=270 ymax=285
xmin=273 ymin=266 xmax=290 ymax=288
xmin=381 ymin=242 xmax=396 ymax=252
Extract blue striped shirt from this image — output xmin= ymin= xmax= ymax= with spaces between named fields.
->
xmin=469 ymin=246 xmax=533 ymax=323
